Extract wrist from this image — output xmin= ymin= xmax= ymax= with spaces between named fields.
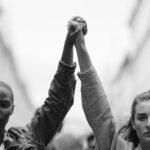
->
xmin=75 ymin=40 xmax=86 ymax=49
xmin=64 ymin=38 xmax=74 ymax=48
xmin=65 ymin=31 xmax=76 ymax=46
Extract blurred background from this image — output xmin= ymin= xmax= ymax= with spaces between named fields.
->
xmin=1 ymin=0 xmax=150 ymax=149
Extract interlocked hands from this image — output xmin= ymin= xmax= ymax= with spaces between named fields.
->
xmin=67 ymin=16 xmax=87 ymax=36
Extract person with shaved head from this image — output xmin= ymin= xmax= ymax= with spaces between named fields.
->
xmin=0 ymin=16 xmax=87 ymax=150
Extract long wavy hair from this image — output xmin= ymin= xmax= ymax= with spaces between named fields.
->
xmin=118 ymin=90 xmax=150 ymax=148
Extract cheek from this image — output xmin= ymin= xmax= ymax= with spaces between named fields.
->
xmin=134 ymin=121 xmax=145 ymax=137
xmin=0 ymin=108 xmax=13 ymax=119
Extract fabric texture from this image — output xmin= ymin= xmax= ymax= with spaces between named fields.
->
xmin=78 ymin=66 xmax=140 ymax=150
xmin=3 ymin=61 xmax=76 ymax=150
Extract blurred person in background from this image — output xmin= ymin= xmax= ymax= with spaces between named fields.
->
xmin=0 ymin=17 xmax=78 ymax=150
xmin=86 ymin=133 xmax=96 ymax=150
xmin=72 ymin=16 xmax=150 ymax=150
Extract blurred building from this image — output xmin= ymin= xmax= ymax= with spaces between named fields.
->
xmin=108 ymin=0 xmax=150 ymax=125
xmin=0 ymin=1 xmax=34 ymax=129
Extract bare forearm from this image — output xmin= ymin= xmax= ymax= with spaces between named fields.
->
xmin=75 ymin=37 xmax=92 ymax=73
xmin=61 ymin=32 xmax=74 ymax=65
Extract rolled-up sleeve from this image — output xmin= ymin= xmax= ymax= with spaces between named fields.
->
xmin=29 ymin=60 xmax=76 ymax=147
xmin=78 ymin=66 xmax=120 ymax=150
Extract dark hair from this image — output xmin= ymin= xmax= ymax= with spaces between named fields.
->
xmin=0 ymin=81 xmax=14 ymax=102
xmin=118 ymin=90 xmax=150 ymax=148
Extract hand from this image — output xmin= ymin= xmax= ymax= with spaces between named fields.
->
xmin=66 ymin=25 xmax=78 ymax=45
xmin=74 ymin=30 xmax=86 ymax=49
xmin=67 ymin=16 xmax=88 ymax=36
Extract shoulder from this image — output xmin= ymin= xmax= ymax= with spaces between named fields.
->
xmin=7 ymin=126 xmax=32 ymax=139
xmin=4 ymin=127 xmax=35 ymax=149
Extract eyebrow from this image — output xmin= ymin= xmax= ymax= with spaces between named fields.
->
xmin=136 ymin=113 xmax=147 ymax=118
xmin=0 ymin=99 xmax=11 ymax=103
xmin=0 ymin=92 xmax=13 ymax=102
xmin=137 ymin=113 xmax=146 ymax=115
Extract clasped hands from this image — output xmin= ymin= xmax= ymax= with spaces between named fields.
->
xmin=67 ymin=16 xmax=87 ymax=36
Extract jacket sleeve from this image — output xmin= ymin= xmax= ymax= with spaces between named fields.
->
xmin=78 ymin=66 xmax=128 ymax=150
xmin=28 ymin=60 xmax=76 ymax=147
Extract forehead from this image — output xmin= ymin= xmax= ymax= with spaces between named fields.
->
xmin=0 ymin=86 xmax=13 ymax=102
xmin=135 ymin=101 xmax=150 ymax=115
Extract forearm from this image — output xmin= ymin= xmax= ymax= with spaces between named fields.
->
xmin=75 ymin=32 xmax=115 ymax=150
xmin=61 ymin=32 xmax=74 ymax=65
xmin=74 ymin=33 xmax=92 ymax=73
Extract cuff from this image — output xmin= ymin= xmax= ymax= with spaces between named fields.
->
xmin=58 ymin=60 xmax=76 ymax=74
xmin=77 ymin=66 xmax=97 ymax=82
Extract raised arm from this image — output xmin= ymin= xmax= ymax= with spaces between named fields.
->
xmin=73 ymin=17 xmax=117 ymax=150
xmin=61 ymin=21 xmax=77 ymax=65
xmin=27 ymin=20 xmax=77 ymax=148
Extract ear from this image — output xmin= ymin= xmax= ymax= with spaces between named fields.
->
xmin=131 ymin=118 xmax=135 ymax=130
xmin=10 ymin=105 xmax=15 ymax=115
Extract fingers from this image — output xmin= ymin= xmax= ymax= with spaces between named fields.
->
xmin=69 ymin=16 xmax=88 ymax=35
xmin=67 ymin=20 xmax=79 ymax=31
xmin=71 ymin=16 xmax=86 ymax=24
xmin=67 ymin=18 xmax=87 ymax=35
xmin=67 ymin=21 xmax=85 ymax=35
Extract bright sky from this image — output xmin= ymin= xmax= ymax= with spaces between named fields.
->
xmin=2 ymin=0 xmax=135 ymax=135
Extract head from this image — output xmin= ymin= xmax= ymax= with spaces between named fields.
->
xmin=87 ymin=133 xmax=95 ymax=150
xmin=0 ymin=81 xmax=14 ymax=132
xmin=119 ymin=90 xmax=150 ymax=147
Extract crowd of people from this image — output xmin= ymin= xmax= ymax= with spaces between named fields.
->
xmin=0 ymin=16 xmax=150 ymax=150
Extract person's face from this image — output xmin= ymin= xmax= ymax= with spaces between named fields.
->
xmin=0 ymin=86 xmax=14 ymax=130
xmin=132 ymin=101 xmax=150 ymax=144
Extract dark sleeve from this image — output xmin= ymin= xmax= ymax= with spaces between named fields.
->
xmin=28 ymin=61 xmax=76 ymax=146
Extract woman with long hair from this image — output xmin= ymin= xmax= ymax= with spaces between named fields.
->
xmin=70 ymin=16 xmax=150 ymax=150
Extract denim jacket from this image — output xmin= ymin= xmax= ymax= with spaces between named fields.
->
xmin=3 ymin=61 xmax=76 ymax=150
xmin=78 ymin=67 xmax=139 ymax=150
